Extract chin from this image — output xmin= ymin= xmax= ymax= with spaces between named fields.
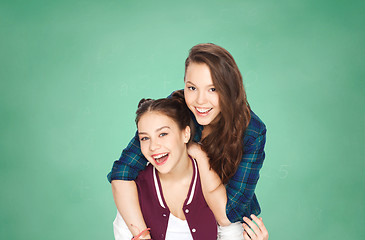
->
xmin=157 ymin=167 xmax=172 ymax=175
xmin=196 ymin=120 xmax=210 ymax=126
xmin=196 ymin=117 xmax=214 ymax=126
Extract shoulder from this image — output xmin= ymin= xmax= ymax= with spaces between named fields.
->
xmin=135 ymin=163 xmax=153 ymax=184
xmin=243 ymin=110 xmax=267 ymax=145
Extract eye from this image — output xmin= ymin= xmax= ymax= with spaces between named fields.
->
xmin=209 ymin=88 xmax=216 ymax=92
xmin=159 ymin=133 xmax=168 ymax=137
xmin=140 ymin=136 xmax=149 ymax=141
xmin=187 ymin=86 xmax=196 ymax=91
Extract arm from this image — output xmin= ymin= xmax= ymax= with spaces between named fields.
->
xmin=108 ymin=132 xmax=151 ymax=239
xmin=112 ymin=181 xmax=151 ymax=239
xmin=188 ymin=143 xmax=231 ymax=226
xmin=113 ymin=210 xmax=134 ymax=240
xmin=226 ymin=122 xmax=266 ymax=222
xmin=188 ymin=115 xmax=267 ymax=224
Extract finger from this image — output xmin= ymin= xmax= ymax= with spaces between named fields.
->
xmin=243 ymin=230 xmax=252 ymax=240
xmin=251 ymin=215 xmax=263 ymax=227
xmin=242 ymin=222 xmax=257 ymax=240
xmin=251 ymin=215 xmax=268 ymax=235
xmin=243 ymin=217 xmax=262 ymax=238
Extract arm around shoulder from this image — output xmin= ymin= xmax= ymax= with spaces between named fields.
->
xmin=188 ymin=143 xmax=231 ymax=226
xmin=225 ymin=113 xmax=267 ymax=222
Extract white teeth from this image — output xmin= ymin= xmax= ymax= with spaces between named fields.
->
xmin=196 ymin=107 xmax=211 ymax=113
xmin=153 ymin=153 xmax=168 ymax=160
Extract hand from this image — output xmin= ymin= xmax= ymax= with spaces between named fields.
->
xmin=187 ymin=142 xmax=208 ymax=161
xmin=242 ymin=214 xmax=268 ymax=240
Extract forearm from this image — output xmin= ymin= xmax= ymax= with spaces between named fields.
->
xmin=188 ymin=143 xmax=231 ymax=226
xmin=203 ymin=182 xmax=231 ymax=226
xmin=111 ymin=180 xmax=151 ymax=239
xmin=194 ymin=153 xmax=230 ymax=225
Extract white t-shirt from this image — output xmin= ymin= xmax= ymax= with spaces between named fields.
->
xmin=165 ymin=213 xmax=193 ymax=240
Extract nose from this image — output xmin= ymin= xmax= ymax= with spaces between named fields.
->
xmin=196 ymin=91 xmax=207 ymax=105
xmin=149 ymin=138 xmax=160 ymax=152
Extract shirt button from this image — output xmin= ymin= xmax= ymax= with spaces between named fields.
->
xmin=162 ymin=213 xmax=167 ymax=217
xmin=160 ymin=233 xmax=164 ymax=238
xmin=192 ymin=228 xmax=196 ymax=233
xmin=185 ymin=209 xmax=189 ymax=213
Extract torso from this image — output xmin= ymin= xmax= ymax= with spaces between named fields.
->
xmin=135 ymin=157 xmax=218 ymax=239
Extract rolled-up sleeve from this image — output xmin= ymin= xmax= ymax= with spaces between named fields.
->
xmin=226 ymin=117 xmax=266 ymax=222
xmin=107 ymin=132 xmax=148 ymax=182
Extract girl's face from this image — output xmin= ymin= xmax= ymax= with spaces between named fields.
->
xmin=137 ymin=111 xmax=190 ymax=174
xmin=184 ymin=63 xmax=221 ymax=126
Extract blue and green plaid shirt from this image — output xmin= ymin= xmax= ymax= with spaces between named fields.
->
xmin=107 ymin=109 xmax=266 ymax=223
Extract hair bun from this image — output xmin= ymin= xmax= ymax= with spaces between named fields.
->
xmin=138 ymin=98 xmax=153 ymax=108
xmin=170 ymin=90 xmax=185 ymax=104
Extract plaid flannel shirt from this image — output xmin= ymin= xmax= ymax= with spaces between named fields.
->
xmin=107 ymin=110 xmax=266 ymax=223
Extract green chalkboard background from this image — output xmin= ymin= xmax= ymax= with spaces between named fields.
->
xmin=1 ymin=0 xmax=364 ymax=239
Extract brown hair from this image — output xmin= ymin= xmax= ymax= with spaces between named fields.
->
xmin=135 ymin=91 xmax=195 ymax=144
xmin=184 ymin=43 xmax=251 ymax=184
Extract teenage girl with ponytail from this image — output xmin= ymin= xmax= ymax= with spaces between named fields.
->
xmin=109 ymin=43 xmax=268 ymax=239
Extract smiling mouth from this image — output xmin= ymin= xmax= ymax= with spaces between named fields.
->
xmin=152 ymin=153 xmax=169 ymax=165
xmin=195 ymin=107 xmax=212 ymax=115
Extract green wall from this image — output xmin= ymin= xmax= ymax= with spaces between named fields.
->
xmin=1 ymin=0 xmax=364 ymax=239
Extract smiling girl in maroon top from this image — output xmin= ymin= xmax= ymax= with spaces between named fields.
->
xmin=114 ymin=94 xmax=217 ymax=239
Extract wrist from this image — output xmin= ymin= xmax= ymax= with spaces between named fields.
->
xmin=131 ymin=228 xmax=151 ymax=240
xmin=217 ymin=218 xmax=231 ymax=227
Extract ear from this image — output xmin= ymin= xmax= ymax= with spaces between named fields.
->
xmin=183 ymin=126 xmax=191 ymax=144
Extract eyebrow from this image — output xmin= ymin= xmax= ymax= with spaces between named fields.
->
xmin=185 ymin=81 xmax=215 ymax=88
xmin=185 ymin=81 xmax=195 ymax=85
xmin=138 ymin=126 xmax=170 ymax=135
